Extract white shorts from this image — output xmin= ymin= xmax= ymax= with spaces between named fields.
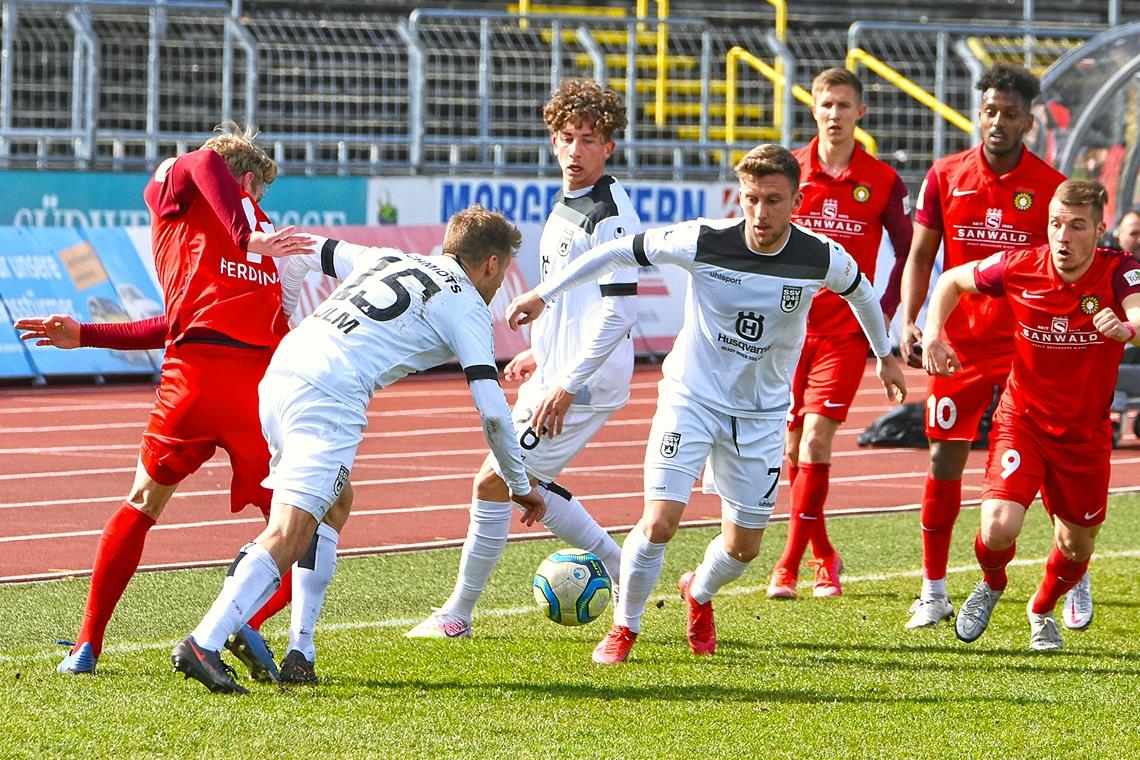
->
xmin=644 ymin=387 xmax=785 ymax=530
xmin=490 ymin=378 xmax=616 ymax=483
xmin=259 ymin=369 xmax=365 ymax=522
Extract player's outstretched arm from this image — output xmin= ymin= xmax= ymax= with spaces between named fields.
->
xmin=14 ymin=315 xmax=81 ymax=348
xmin=15 ymin=314 xmax=168 ymax=350
xmin=247 ymin=226 xmax=314 ymax=258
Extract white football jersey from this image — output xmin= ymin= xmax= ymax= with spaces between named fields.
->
xmin=642 ymin=219 xmax=863 ymax=417
xmin=538 ymin=219 xmax=871 ymax=419
xmin=273 ymin=245 xmax=496 ymax=406
xmin=532 ymin=176 xmax=640 ymax=410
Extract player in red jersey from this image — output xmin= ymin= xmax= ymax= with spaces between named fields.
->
xmin=17 ymin=123 xmax=349 ymax=682
xmin=899 ymin=63 xmax=1066 ymax=629
xmin=920 ymin=180 xmax=1140 ymax=650
xmin=766 ymin=68 xmax=913 ymax=600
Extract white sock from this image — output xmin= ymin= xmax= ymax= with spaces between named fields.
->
xmin=440 ymin=499 xmax=512 ymax=621
xmin=191 ymin=542 xmax=281 ymax=652
xmin=288 ymin=522 xmax=339 ymax=661
xmin=614 ymin=525 xmax=667 ymax=633
xmin=922 ymin=577 xmax=947 ymax=599
xmin=537 ymin=481 xmax=622 ymax=587
xmin=689 ymin=534 xmax=748 ymax=604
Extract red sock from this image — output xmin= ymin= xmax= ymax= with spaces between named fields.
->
xmin=975 ymin=532 xmax=1016 ymax=591
xmin=801 ymin=463 xmax=834 ymax=559
xmin=787 ymin=462 xmax=799 ymax=488
xmin=1032 ymin=546 xmax=1089 ymax=614
xmin=776 ymin=463 xmax=830 ymax=572
xmin=919 ymin=475 xmax=962 ymax=581
xmin=76 ymin=504 xmax=156 ymax=657
xmin=246 ymin=569 xmax=293 ymax=630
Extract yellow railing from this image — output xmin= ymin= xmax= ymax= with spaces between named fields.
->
xmin=635 ymin=0 xmax=670 ymax=127
xmin=846 ymin=47 xmax=974 ymax=134
xmin=726 ymin=46 xmax=877 ymax=154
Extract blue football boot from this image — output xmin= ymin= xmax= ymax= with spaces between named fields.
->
xmin=56 ymin=641 xmax=97 ymax=675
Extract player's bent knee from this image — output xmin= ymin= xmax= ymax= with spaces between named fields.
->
xmin=473 ymin=458 xmax=511 ymax=502
xmin=323 ymin=482 xmax=353 ymax=532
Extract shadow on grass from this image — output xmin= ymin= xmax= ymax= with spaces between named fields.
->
xmin=349 ymin=675 xmax=1053 ymax=707
xmin=743 ymin=639 xmax=1140 ymax=676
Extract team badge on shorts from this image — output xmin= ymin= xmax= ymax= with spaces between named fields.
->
xmin=332 ymin=465 xmax=350 ymax=497
xmin=852 ymin=184 xmax=871 ymax=202
xmin=1013 ymin=191 xmax=1034 ymax=211
xmin=660 ymin=432 xmax=682 ymax=459
xmin=780 ymin=285 xmax=803 ymax=313
xmin=1080 ymin=295 xmax=1100 ymax=314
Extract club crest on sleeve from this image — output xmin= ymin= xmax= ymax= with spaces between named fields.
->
xmin=1080 ymin=295 xmax=1100 ymax=314
xmin=660 ymin=432 xmax=682 ymax=458
xmin=780 ymin=285 xmax=803 ymax=313
xmin=1124 ymin=269 xmax=1140 ymax=287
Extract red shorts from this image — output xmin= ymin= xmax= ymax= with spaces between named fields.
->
xmin=141 ymin=342 xmax=273 ymax=515
xmin=924 ymin=351 xmax=1011 ymax=441
xmin=787 ymin=332 xmax=868 ymax=428
xmin=981 ymin=410 xmax=1111 ymax=527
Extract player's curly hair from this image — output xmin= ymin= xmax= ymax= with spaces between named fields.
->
xmin=444 ymin=205 xmax=522 ymax=266
xmin=543 ymin=79 xmax=627 ymax=141
xmin=976 ymin=63 xmax=1041 ymax=108
xmin=200 ymin=121 xmax=278 ymax=188
xmin=733 ymin=143 xmax=801 ymax=188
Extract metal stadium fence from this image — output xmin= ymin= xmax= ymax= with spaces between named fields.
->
xmin=0 ymin=0 xmax=1115 ymax=188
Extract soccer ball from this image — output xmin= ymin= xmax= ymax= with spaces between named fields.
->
xmin=532 ymin=549 xmax=612 ymax=626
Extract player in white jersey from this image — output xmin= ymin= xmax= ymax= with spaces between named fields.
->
xmin=407 ymin=79 xmax=641 ymax=639
xmin=170 ymin=207 xmax=544 ymax=694
xmin=509 ymin=145 xmax=908 ymax=664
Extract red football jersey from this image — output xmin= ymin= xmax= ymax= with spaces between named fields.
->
xmin=145 ymin=149 xmax=288 ymax=350
xmin=974 ymin=245 xmax=1140 ymax=440
xmin=793 ymin=138 xmax=912 ymax=335
xmin=916 ymin=144 xmax=1065 ymax=359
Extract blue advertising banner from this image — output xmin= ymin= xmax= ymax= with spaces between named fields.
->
xmin=1 ymin=170 xmax=369 ymax=228
xmin=0 ymin=227 xmax=157 ymax=377
xmin=0 ymin=293 xmax=35 ymax=379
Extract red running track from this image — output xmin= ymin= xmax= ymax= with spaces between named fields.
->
xmin=3 ymin=362 xmax=1139 ymax=583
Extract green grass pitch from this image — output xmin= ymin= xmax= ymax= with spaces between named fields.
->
xmin=3 ymin=496 xmax=1139 ymax=758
